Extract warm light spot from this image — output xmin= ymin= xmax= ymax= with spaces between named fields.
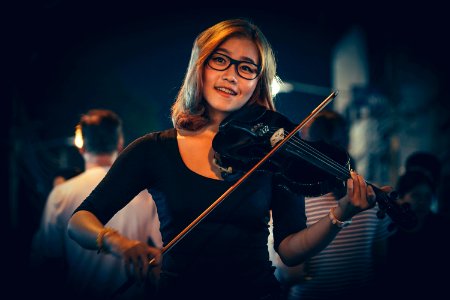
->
xmin=74 ymin=125 xmax=83 ymax=149
xmin=271 ymin=76 xmax=281 ymax=96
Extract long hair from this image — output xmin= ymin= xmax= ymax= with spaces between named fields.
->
xmin=171 ymin=18 xmax=277 ymax=130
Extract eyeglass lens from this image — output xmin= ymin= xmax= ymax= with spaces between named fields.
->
xmin=207 ymin=53 xmax=259 ymax=80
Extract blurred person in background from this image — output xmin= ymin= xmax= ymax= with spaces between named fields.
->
xmin=30 ymin=109 xmax=162 ymax=299
xmin=405 ymin=151 xmax=441 ymax=214
xmin=385 ymin=169 xmax=450 ymax=298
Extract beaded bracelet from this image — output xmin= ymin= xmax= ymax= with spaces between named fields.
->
xmin=328 ymin=207 xmax=352 ymax=228
xmin=96 ymin=227 xmax=118 ymax=254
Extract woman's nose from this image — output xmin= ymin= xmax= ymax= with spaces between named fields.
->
xmin=221 ymin=65 xmax=238 ymax=83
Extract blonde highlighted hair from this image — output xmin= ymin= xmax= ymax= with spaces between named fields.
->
xmin=171 ymin=18 xmax=277 ymax=130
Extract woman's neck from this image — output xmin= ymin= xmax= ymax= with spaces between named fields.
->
xmin=206 ymin=106 xmax=230 ymax=129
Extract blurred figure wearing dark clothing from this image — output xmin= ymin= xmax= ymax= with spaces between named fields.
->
xmin=405 ymin=151 xmax=442 ymax=214
xmin=386 ymin=170 xmax=450 ymax=298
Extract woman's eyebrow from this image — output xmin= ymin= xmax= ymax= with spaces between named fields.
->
xmin=215 ymin=47 xmax=258 ymax=64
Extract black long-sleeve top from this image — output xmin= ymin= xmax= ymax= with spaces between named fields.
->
xmin=75 ymin=128 xmax=306 ymax=299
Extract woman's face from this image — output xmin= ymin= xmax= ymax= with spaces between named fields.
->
xmin=203 ymin=36 xmax=260 ymax=122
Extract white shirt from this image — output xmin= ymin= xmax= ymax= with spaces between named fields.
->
xmin=32 ymin=166 xmax=162 ymax=299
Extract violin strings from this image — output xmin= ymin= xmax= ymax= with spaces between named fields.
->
xmin=274 ymin=128 xmax=393 ymax=201
xmin=289 ymin=135 xmax=350 ymax=179
xmin=290 ymin=136 xmax=350 ymax=179
xmin=268 ymin=127 xmax=350 ymax=180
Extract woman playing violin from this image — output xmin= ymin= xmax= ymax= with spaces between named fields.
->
xmin=68 ymin=18 xmax=380 ymax=300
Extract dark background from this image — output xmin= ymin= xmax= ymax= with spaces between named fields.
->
xmin=3 ymin=0 xmax=449 ymax=293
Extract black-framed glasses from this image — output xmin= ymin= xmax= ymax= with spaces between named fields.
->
xmin=206 ymin=52 xmax=261 ymax=80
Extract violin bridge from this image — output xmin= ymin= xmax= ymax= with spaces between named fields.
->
xmin=270 ymin=128 xmax=285 ymax=147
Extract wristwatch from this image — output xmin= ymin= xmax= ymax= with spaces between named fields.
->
xmin=329 ymin=207 xmax=352 ymax=228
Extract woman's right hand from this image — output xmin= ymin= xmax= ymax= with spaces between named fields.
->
xmin=104 ymin=233 xmax=162 ymax=284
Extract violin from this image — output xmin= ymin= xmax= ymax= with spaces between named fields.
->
xmin=212 ymin=102 xmax=418 ymax=231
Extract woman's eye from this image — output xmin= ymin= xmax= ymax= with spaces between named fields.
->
xmin=240 ymin=64 xmax=257 ymax=74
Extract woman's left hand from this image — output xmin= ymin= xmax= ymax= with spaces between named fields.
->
xmin=334 ymin=171 xmax=377 ymax=221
